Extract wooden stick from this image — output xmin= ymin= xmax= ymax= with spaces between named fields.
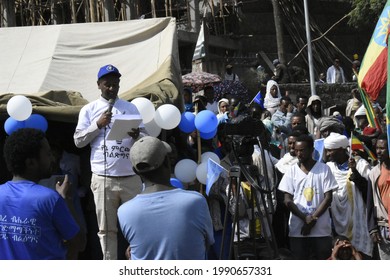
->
xmin=195 ymin=102 xmax=203 ymax=194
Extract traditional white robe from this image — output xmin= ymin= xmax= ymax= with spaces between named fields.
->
xmin=327 ymin=158 xmax=373 ymax=256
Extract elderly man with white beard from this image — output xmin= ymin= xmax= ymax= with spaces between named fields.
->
xmin=324 ymin=132 xmax=373 ymax=259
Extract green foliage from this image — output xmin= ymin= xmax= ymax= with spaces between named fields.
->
xmin=348 ymin=0 xmax=387 ymax=28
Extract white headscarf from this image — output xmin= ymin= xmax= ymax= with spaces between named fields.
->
xmin=217 ymin=98 xmax=229 ymax=115
xmin=324 ymin=132 xmax=349 ymax=149
xmin=264 ymin=80 xmax=282 ymax=109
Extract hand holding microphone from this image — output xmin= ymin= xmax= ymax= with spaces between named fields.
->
xmin=97 ymin=99 xmax=115 ymax=129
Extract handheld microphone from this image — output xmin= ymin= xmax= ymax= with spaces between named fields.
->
xmin=107 ymin=99 xmax=115 ymax=113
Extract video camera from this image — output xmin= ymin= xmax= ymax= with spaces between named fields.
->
xmin=223 ymin=114 xmax=265 ymax=137
xmin=219 ymin=114 xmax=279 ymax=260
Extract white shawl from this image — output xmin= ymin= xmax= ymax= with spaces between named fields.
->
xmin=327 ymin=158 xmax=373 ymax=256
xmin=275 ymin=153 xmax=298 ymax=174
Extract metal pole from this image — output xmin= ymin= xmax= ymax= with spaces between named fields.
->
xmin=303 ymin=0 xmax=316 ymax=95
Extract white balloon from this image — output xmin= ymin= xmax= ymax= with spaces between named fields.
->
xmin=154 ymin=104 xmax=181 ymax=130
xmin=174 ymin=159 xmax=197 ymax=183
xmin=7 ymin=95 xmax=32 ymax=121
xmin=201 ymin=151 xmax=221 ymax=165
xmin=131 ymin=97 xmax=155 ymax=123
xmin=144 ymin=118 xmax=161 ymax=137
xmin=196 ymin=162 xmax=208 ymax=185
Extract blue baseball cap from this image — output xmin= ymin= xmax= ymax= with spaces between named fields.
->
xmin=97 ymin=64 xmax=121 ymax=80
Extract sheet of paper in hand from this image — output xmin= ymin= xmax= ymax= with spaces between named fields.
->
xmin=106 ymin=114 xmax=142 ymax=141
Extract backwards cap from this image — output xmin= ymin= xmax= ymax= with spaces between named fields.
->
xmin=130 ymin=136 xmax=172 ymax=173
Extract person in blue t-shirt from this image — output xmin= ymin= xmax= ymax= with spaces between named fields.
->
xmin=0 ymin=128 xmax=85 ymax=260
xmin=118 ymin=136 xmax=214 ymax=259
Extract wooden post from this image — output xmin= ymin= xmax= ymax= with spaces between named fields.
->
xmin=103 ymin=0 xmax=115 ymax=21
xmin=70 ymin=0 xmax=77 ymax=23
xmin=121 ymin=1 xmax=131 ymax=20
xmin=186 ymin=0 xmax=190 ymax=31
xmin=89 ymin=0 xmax=97 ymax=22
xmin=151 ymin=0 xmax=156 ymax=18
xmin=97 ymin=0 xmax=101 ymax=22
xmin=50 ymin=0 xmax=58 ymax=24
xmin=83 ymin=0 xmax=89 ymax=22
xmin=20 ymin=1 xmax=24 ymax=26
xmin=271 ymin=0 xmax=286 ymax=64
xmin=29 ymin=0 xmax=36 ymax=26
xmin=1 ymin=0 xmax=16 ymax=27
xmin=194 ymin=102 xmax=203 ymax=194
xmin=134 ymin=0 xmax=140 ymax=19
xmin=207 ymin=0 xmax=217 ymax=35
xmin=219 ymin=0 xmax=225 ymax=35
xmin=38 ymin=0 xmax=44 ymax=25
xmin=126 ymin=0 xmax=136 ymax=20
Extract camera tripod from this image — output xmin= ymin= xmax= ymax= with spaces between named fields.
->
xmin=219 ymin=137 xmax=279 ymax=260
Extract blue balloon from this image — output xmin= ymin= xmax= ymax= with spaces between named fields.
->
xmin=194 ymin=110 xmax=218 ymax=134
xmin=25 ymin=114 xmax=48 ymax=132
xmin=200 ymin=128 xmax=217 ymax=140
xmin=4 ymin=117 xmax=25 ymax=135
xmin=178 ymin=112 xmax=196 ymax=133
xmin=170 ymin=178 xmax=184 ymax=189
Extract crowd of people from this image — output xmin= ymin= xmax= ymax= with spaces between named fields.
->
xmin=0 ymin=62 xmax=388 ymax=261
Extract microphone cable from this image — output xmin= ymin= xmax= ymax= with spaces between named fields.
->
xmin=102 ymin=99 xmax=114 ymax=259
xmin=103 ymin=125 xmax=108 ymax=259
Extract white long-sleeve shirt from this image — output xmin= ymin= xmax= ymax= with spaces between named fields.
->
xmin=74 ymin=97 xmax=146 ymax=176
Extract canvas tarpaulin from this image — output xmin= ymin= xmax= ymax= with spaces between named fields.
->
xmin=0 ymin=17 xmax=183 ymax=123
xmin=0 ymin=91 xmax=89 ymax=123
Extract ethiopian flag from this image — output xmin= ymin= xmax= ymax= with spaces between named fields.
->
xmin=358 ymin=1 xmax=390 ymax=101
xmin=350 ymin=134 xmax=377 ymax=161
xmin=351 ymin=134 xmax=364 ymax=150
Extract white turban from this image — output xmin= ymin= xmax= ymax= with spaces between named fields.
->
xmin=324 ymin=132 xmax=349 ymax=149
xmin=354 ymin=105 xmax=366 ymax=117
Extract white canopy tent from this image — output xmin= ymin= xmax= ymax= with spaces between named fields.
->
xmin=0 ymin=17 xmax=182 ymax=109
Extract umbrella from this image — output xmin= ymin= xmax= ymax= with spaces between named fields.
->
xmin=182 ymin=71 xmax=222 ymax=93
xmin=213 ymin=80 xmax=250 ymax=104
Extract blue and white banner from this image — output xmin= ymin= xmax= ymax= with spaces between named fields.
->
xmin=250 ymin=91 xmax=264 ymax=108
xmin=206 ymin=159 xmax=228 ymax=196
xmin=313 ymin=138 xmax=324 ymax=162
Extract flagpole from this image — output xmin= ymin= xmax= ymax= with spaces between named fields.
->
xmin=249 ymin=93 xmax=257 ymax=105
xmin=350 ymin=131 xmax=353 ymax=158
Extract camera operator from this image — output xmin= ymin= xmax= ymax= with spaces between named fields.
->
xmin=219 ymin=114 xmax=278 ymax=259
xmin=227 ymin=139 xmax=262 ymax=242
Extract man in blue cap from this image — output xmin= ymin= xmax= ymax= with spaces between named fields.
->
xmin=74 ymin=64 xmax=147 ymax=259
